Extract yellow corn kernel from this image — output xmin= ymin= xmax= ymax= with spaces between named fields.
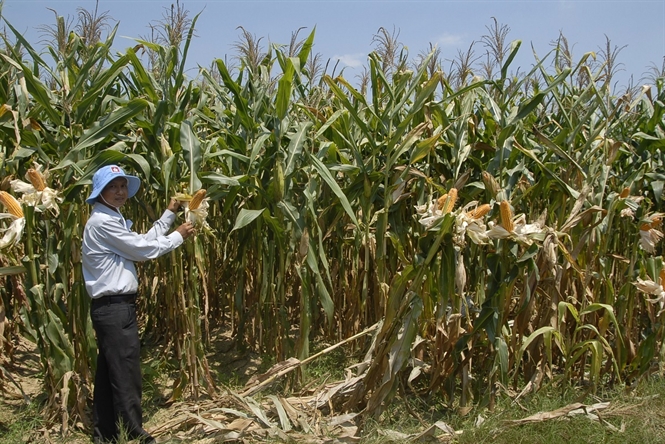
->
xmin=27 ymin=169 xmax=46 ymax=191
xmin=500 ymin=200 xmax=514 ymax=233
xmin=0 ymin=191 xmax=23 ymax=218
xmin=442 ymin=188 xmax=458 ymax=214
xmin=437 ymin=193 xmax=448 ymax=210
xmin=467 ymin=203 xmax=491 ymax=219
xmin=188 ymin=189 xmax=207 ymax=210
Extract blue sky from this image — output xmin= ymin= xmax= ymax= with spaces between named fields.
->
xmin=3 ymin=1 xmax=664 ymax=90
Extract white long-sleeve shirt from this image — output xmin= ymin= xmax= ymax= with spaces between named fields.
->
xmin=82 ymin=203 xmax=183 ymax=298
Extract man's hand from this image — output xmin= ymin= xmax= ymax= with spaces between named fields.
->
xmin=176 ymin=221 xmax=196 ymax=239
xmin=167 ymin=198 xmax=181 ymax=213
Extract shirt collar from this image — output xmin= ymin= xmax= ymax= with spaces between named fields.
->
xmin=92 ymin=202 xmax=132 ymax=230
xmin=93 ymin=202 xmax=124 ymax=218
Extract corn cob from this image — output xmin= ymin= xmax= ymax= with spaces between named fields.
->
xmin=188 ymin=189 xmax=207 ymax=210
xmin=619 ymin=187 xmax=630 ymax=198
xmin=641 ymin=216 xmax=664 ymax=231
xmin=467 ymin=203 xmax=491 ymax=219
xmin=27 ymin=169 xmax=46 ymax=191
xmin=0 ymin=191 xmax=24 ymax=218
xmin=442 ymin=188 xmax=458 ymax=214
xmin=660 ymin=268 xmax=665 ymax=287
xmin=500 ymin=200 xmax=514 ymax=232
xmin=437 ymin=193 xmax=448 ymax=210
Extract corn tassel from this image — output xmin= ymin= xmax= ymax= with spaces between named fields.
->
xmin=0 ymin=191 xmax=24 ymax=217
xmin=500 ymin=200 xmax=514 ymax=233
xmin=189 ymin=189 xmax=207 ymax=210
xmin=27 ymin=169 xmax=46 ymax=191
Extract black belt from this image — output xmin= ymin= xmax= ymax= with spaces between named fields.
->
xmin=91 ymin=293 xmax=137 ymax=309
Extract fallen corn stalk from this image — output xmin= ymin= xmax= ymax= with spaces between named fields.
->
xmin=241 ymin=323 xmax=379 ymax=397
xmin=503 ymin=402 xmax=621 ymax=432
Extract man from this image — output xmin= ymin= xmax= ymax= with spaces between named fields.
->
xmin=82 ymin=164 xmax=195 ymax=443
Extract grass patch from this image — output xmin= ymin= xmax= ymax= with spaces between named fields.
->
xmin=357 ymin=376 xmax=665 ymax=444
xmin=0 ymin=401 xmax=46 ymax=444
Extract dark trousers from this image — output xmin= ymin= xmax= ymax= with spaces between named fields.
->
xmin=90 ymin=296 xmax=153 ymax=443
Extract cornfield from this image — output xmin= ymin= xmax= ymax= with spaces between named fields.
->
xmin=1 ymin=3 xmax=665 ymax=437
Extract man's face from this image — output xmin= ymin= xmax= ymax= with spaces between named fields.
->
xmin=100 ymin=177 xmax=129 ymax=208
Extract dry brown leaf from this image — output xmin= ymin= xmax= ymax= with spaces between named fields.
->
xmin=244 ymin=357 xmax=301 ymax=390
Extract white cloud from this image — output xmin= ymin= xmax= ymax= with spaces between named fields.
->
xmin=435 ymin=33 xmax=464 ymax=47
xmin=333 ymin=53 xmax=365 ymax=68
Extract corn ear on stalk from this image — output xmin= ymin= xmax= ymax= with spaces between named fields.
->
xmin=0 ymin=104 xmax=11 ymax=118
xmin=27 ymin=169 xmax=46 ymax=191
xmin=363 ymin=175 xmax=371 ymax=199
xmin=641 ymin=216 xmax=663 ymax=231
xmin=467 ymin=203 xmax=491 ymax=219
xmin=273 ymin=158 xmax=284 ymax=202
xmin=1 ymin=175 xmax=12 ymax=191
xmin=0 ymin=191 xmax=24 ymax=217
xmin=188 ymin=189 xmax=207 ymax=210
xmin=660 ymin=268 xmax=665 ymax=287
xmin=442 ymin=188 xmax=458 ymax=214
xmin=160 ymin=135 xmax=173 ymax=158
xmin=500 ymin=200 xmax=514 ymax=233
xmin=481 ymin=171 xmax=500 ymax=198
xmin=437 ymin=193 xmax=448 ymax=210
xmin=619 ymin=187 xmax=630 ymax=198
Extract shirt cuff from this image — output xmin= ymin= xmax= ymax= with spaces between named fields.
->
xmin=167 ymin=230 xmax=184 ymax=247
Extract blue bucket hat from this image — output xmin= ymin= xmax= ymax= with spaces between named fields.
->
xmin=85 ymin=165 xmax=141 ymax=205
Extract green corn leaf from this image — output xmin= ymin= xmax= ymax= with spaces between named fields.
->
xmin=200 ymin=171 xmax=242 ymax=187
xmin=285 ymin=122 xmax=313 ymax=178
xmin=276 ymin=58 xmax=295 ymax=121
xmin=180 ymin=120 xmax=202 ymax=192
xmin=306 ymin=243 xmax=334 ymax=324
xmin=308 ymin=153 xmax=359 ymax=228
xmin=0 ymin=266 xmax=26 ymax=276
xmin=0 ymin=54 xmax=60 ymax=123
xmin=71 ymin=98 xmax=150 ymax=153
xmin=232 ymin=208 xmax=266 ymax=232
